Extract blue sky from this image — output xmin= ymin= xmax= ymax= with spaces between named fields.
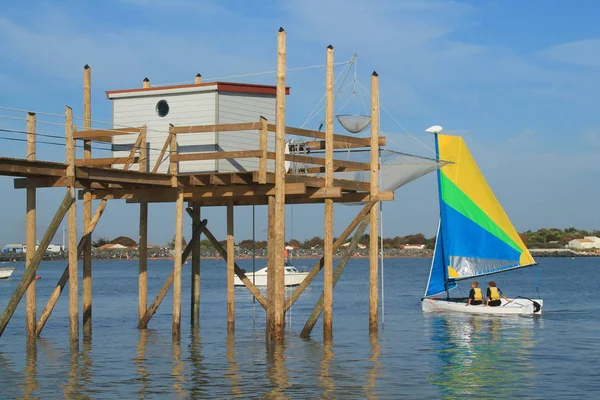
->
xmin=0 ymin=0 xmax=598 ymax=246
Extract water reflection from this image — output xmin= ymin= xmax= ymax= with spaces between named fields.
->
xmin=319 ymin=342 xmax=335 ymax=399
xmin=426 ymin=314 xmax=538 ymax=399
xmin=188 ymin=328 xmax=208 ymax=398
xmin=226 ymin=333 xmax=242 ymax=398
xmin=23 ymin=345 xmax=39 ymax=399
xmin=364 ymin=333 xmax=380 ymax=399
xmin=171 ymin=337 xmax=186 ymax=399
xmin=266 ymin=341 xmax=289 ymax=399
xmin=63 ymin=343 xmax=80 ymax=399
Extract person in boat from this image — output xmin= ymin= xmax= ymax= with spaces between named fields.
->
xmin=486 ymin=281 xmax=510 ymax=307
xmin=466 ymin=281 xmax=483 ymax=306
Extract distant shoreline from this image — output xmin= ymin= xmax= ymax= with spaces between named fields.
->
xmin=2 ymin=247 xmax=597 ymax=263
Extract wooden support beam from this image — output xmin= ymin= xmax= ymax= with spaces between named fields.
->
xmin=82 ymin=65 xmax=93 ymax=339
xmin=122 ymin=132 xmax=144 ymax=171
xmin=265 ymin=152 xmax=371 ymax=171
xmin=0 ymin=190 xmax=74 ymax=337
xmin=138 ymin=218 xmax=207 ymax=329
xmin=266 ymin=124 xmax=374 ymax=147
xmin=300 ymin=213 xmax=370 ymax=338
xmin=255 ymin=172 xmax=370 ymax=192
xmin=270 ymin=27 xmax=287 ymax=341
xmin=73 ymin=126 xmax=143 ymax=141
xmin=200 ymin=224 xmax=268 ymax=309
xmin=15 ymin=177 xmax=132 ymax=190
xmin=173 ymin=188 xmax=184 ymax=338
xmin=66 ymin=106 xmax=79 ymax=347
xmin=323 ymin=44 xmax=334 ymax=342
xmin=36 ymin=199 xmax=107 ymax=336
xmin=171 ymin=150 xmax=262 ymax=163
xmin=170 ymin=122 xmax=260 ymax=134
xmin=258 ymin=117 xmax=268 ymax=184
xmin=25 ymin=112 xmax=36 ymax=346
xmin=86 ymin=183 xmax=307 ymax=201
xmin=370 ymin=71 xmax=380 ymax=334
xmin=75 ymin=157 xmax=140 ymax=167
xmin=227 ymin=203 xmax=235 ymax=333
xmin=303 ymin=137 xmax=387 ymax=150
xmin=76 ymin=166 xmax=172 ymax=186
xmin=191 ymin=203 xmax=201 ymax=326
xmin=0 ymin=157 xmax=67 ymax=177
xmin=152 ymin=129 xmax=173 ymax=173
xmin=285 ymin=201 xmax=376 ymax=311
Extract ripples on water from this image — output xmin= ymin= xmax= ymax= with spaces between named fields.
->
xmin=0 ymin=257 xmax=599 ymax=398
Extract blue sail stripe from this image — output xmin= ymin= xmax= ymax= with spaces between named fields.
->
xmin=425 ymin=225 xmax=457 ymax=297
xmin=442 ymin=203 xmax=521 ymax=264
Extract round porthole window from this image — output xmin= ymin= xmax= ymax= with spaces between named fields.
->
xmin=156 ymin=100 xmax=169 ymax=117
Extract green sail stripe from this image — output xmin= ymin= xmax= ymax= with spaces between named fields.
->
xmin=440 ymin=173 xmax=523 ymax=254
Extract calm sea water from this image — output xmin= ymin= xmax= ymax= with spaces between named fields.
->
xmin=0 ymin=257 xmax=598 ymax=399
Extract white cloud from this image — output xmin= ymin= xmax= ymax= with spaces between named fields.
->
xmin=536 ymin=39 xmax=600 ymax=68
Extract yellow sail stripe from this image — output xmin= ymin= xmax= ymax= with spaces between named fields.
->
xmin=438 ymin=135 xmax=535 ymax=266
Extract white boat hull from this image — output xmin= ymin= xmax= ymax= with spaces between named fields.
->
xmin=422 ymin=297 xmax=543 ymax=315
xmin=234 ymin=269 xmax=309 ymax=287
xmin=0 ymin=267 xmax=15 ymax=279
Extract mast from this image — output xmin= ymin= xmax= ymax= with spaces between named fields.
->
xmin=433 ymin=131 xmax=450 ymax=300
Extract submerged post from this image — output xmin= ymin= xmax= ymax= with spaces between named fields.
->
xmin=25 ymin=112 xmax=36 ymax=346
xmin=171 ymin=130 xmax=183 ymax=339
xmin=271 ymin=27 xmax=287 ymax=340
xmin=82 ymin=64 xmax=93 ymax=338
xmin=66 ymin=106 xmax=79 ymax=347
xmin=227 ymin=203 xmax=235 ymax=333
xmin=191 ymin=203 xmax=201 ymax=326
xmin=323 ymin=44 xmax=335 ymax=342
xmin=369 ymin=72 xmax=380 ymax=334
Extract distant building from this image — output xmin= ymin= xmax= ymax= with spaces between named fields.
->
xmin=568 ymin=237 xmax=600 ymax=249
xmin=98 ymin=243 xmax=128 ymax=251
xmin=23 ymin=244 xmax=64 ymax=253
xmin=341 ymin=242 xmax=366 ymax=249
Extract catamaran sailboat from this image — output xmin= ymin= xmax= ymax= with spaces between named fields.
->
xmin=421 ymin=132 xmax=543 ymax=315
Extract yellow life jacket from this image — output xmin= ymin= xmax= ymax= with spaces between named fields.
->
xmin=473 ymin=287 xmax=483 ymax=301
xmin=489 ymin=287 xmax=500 ymax=301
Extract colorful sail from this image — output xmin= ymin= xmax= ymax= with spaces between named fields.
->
xmin=424 ymin=134 xmax=535 ymax=297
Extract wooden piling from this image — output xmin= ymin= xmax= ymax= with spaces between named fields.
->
xmin=83 ymin=65 xmax=93 ymax=338
xmin=285 ymin=201 xmax=376 ymax=312
xmin=323 ymin=44 xmax=334 ymax=342
xmin=138 ymin=218 xmax=207 ymax=329
xmin=191 ymin=203 xmax=201 ymax=326
xmin=172 ymin=188 xmax=184 ymax=339
xmin=37 ymin=200 xmax=107 ymax=335
xmin=369 ymin=72 xmax=380 ymax=334
xmin=66 ymin=106 xmax=79 ymax=346
xmin=271 ymin=27 xmax=287 ymax=340
xmin=25 ymin=112 xmax=36 ymax=346
xmin=300 ymin=214 xmax=370 ymax=338
xmin=138 ymin=125 xmax=148 ymax=325
xmin=227 ymin=203 xmax=235 ymax=333
xmin=266 ymin=195 xmax=275 ymax=332
xmin=0 ymin=190 xmax=74 ymax=337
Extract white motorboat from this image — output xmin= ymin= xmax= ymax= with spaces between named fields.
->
xmin=0 ymin=267 xmax=15 ymax=279
xmin=234 ymin=261 xmax=309 ymax=287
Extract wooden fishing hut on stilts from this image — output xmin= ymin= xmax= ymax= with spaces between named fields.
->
xmin=0 ymin=28 xmax=392 ymax=346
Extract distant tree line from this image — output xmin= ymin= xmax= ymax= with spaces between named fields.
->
xmin=519 ymin=228 xmax=600 ymax=248
xmin=90 ymin=227 xmax=600 ymax=252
